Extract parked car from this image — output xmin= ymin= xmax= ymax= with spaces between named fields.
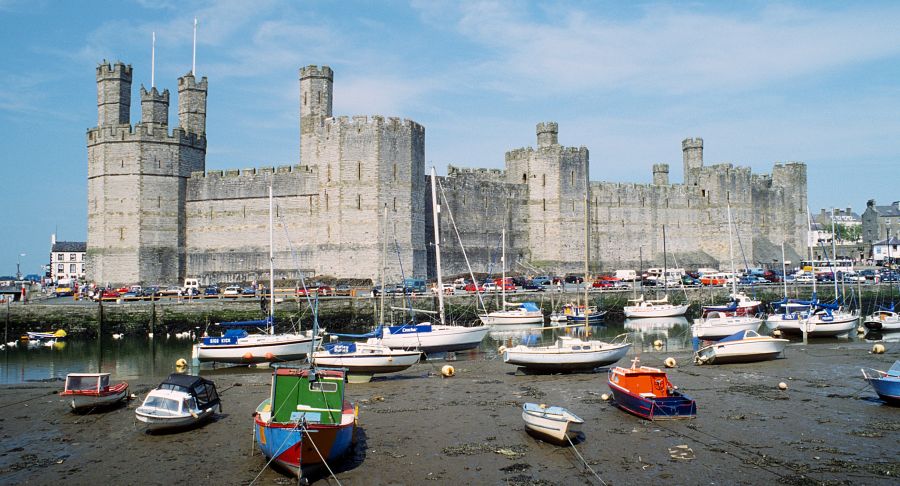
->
xmin=97 ymin=289 xmax=120 ymax=300
xmin=531 ymin=276 xmax=552 ymax=286
xmin=223 ymin=285 xmax=242 ymax=296
xmin=592 ymin=280 xmax=614 ymax=289
xmin=522 ymin=280 xmax=545 ymax=292
xmin=681 ymin=275 xmax=701 ymax=286
xmin=334 ymin=284 xmax=352 ymax=296
xmin=241 ymin=287 xmax=256 ymax=295
xmin=484 ymin=282 xmax=498 ymax=292
xmin=316 ymin=285 xmax=333 ymax=296
xmin=564 ymin=275 xmax=584 ymax=284
xmin=204 ymin=286 xmax=219 ymax=296
xmin=464 ymin=282 xmax=485 ymax=293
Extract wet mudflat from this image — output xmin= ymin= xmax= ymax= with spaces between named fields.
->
xmin=0 ymin=342 xmax=897 ymax=485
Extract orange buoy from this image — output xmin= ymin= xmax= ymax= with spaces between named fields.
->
xmin=265 ymin=352 xmax=275 ymax=360
xmin=243 ymin=352 xmax=254 ymax=361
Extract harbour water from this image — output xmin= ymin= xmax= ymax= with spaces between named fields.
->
xmin=1 ymin=314 xmax=879 ymax=386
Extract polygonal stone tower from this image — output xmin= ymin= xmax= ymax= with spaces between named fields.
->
xmin=652 ymin=163 xmax=669 ymax=185
xmin=682 ymin=137 xmax=703 ymax=186
xmin=299 ymin=65 xmax=333 ymax=163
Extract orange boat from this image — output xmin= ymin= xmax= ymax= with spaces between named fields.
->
xmin=607 ymin=358 xmax=696 ymax=420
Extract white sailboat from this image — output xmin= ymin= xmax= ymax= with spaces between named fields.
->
xmin=623 ymin=226 xmax=688 ymax=319
xmin=478 ymin=229 xmax=544 ymax=325
xmin=193 ymin=186 xmax=320 ymax=364
xmin=379 ymin=168 xmax=489 ymax=353
xmin=692 ymin=206 xmax=761 ymax=339
xmin=312 ymin=205 xmax=422 ymax=382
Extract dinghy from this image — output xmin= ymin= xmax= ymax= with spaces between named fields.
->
xmin=608 ymin=357 xmax=696 ymax=420
xmin=691 ymin=313 xmax=762 ymax=340
xmin=861 ymin=360 xmax=900 ymax=405
xmin=60 ymin=373 xmax=128 ymax=412
xmin=694 ymin=329 xmax=788 ymax=365
xmin=522 ymin=403 xmax=583 ymax=444
xmin=135 ymin=374 xmax=221 ymax=432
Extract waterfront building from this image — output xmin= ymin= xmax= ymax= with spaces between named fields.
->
xmin=51 ymin=235 xmax=86 ymax=282
xmin=862 ymin=200 xmax=900 ymax=247
xmin=86 ymin=61 xmax=808 ymax=286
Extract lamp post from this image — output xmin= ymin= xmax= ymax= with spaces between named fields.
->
xmin=16 ymin=253 xmax=25 ymax=280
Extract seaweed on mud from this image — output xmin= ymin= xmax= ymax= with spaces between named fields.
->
xmin=517 ymin=386 xmax=546 ymax=399
xmin=505 ymin=475 xmax=555 ymax=486
xmin=849 ymin=429 xmax=883 ymax=438
xmin=442 ymin=443 xmax=527 ymax=459
xmin=474 ymin=379 xmax=503 ymax=385
xmin=500 ymin=463 xmax=532 ymax=473
xmin=727 ymin=384 xmax=790 ymax=400
xmin=368 ymin=406 xmax=437 ymax=414
xmin=580 ymin=397 xmax=605 ymax=404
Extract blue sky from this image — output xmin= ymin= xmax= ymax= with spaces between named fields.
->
xmin=1 ymin=0 xmax=898 ymax=276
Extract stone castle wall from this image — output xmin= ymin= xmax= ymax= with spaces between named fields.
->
xmin=87 ymin=61 xmax=808 ymax=286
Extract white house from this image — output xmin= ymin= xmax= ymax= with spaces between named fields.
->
xmin=872 ymin=237 xmax=900 ymax=264
xmin=50 ymin=234 xmax=86 ymax=282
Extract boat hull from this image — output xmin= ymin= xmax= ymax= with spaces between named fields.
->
xmin=522 ymin=405 xmax=583 ymax=444
xmin=608 ymin=381 xmax=696 ymax=420
xmin=767 ymin=313 xmax=858 ymax=337
xmin=380 ymin=325 xmax=488 ymax=353
xmin=692 ymin=317 xmax=762 ymax=340
xmin=504 ymin=343 xmax=631 ymax=371
xmin=63 ymin=384 xmax=129 ymax=411
xmin=696 ymin=338 xmax=787 ymax=364
xmin=194 ymin=335 xmax=319 ymax=364
xmin=566 ymin=311 xmax=605 ymax=324
xmin=478 ymin=311 xmax=544 ymax=325
xmin=623 ymin=304 xmax=689 ymax=318
xmin=863 ymin=312 xmax=900 ymax=331
xmin=135 ymin=407 xmax=216 ymax=432
xmin=254 ymin=400 xmax=356 ymax=477
xmin=311 ymin=351 xmax=420 ymax=376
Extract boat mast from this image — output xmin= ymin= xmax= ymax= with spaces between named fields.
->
xmin=662 ymin=225 xmax=668 ymax=296
xmin=501 ymin=227 xmax=506 ymax=307
xmin=781 ymin=241 xmax=788 ymax=299
xmin=727 ymin=205 xmax=737 ymax=296
xmin=807 ymin=207 xmax=816 ymax=296
xmin=831 ymin=208 xmax=839 ymax=300
xmin=430 ymin=167 xmax=446 ymax=326
xmin=583 ymin=170 xmax=590 ymax=324
xmin=268 ymin=185 xmax=275 ymax=334
xmin=380 ymin=204 xmax=387 ymax=327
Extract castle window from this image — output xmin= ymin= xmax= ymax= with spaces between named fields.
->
xmin=357 ymin=194 xmax=361 ymax=210
xmin=119 ymin=227 xmax=125 ymax=240
xmin=327 ymin=165 xmax=331 ymax=182
xmin=317 ymin=92 xmax=321 ymax=104
xmin=303 ymin=93 xmax=307 ymax=106
xmin=701 ymin=189 xmax=707 ymax=198
xmin=158 ymin=159 xmax=161 ymax=168
xmin=522 ymin=173 xmax=527 ymax=183
xmin=325 ymin=193 xmax=329 ymax=210
xmin=157 ymin=196 xmax=161 ymax=208
xmin=542 ymin=199 xmax=546 ymax=211
xmin=542 ymin=174 xmax=546 ymax=187
xmin=121 ymin=160 xmax=124 ymax=168
xmin=572 ymin=201 xmax=575 ymax=212
xmin=393 ymin=197 xmax=397 ymax=211
xmin=393 ymin=163 xmax=397 ymax=181
xmin=358 ymin=161 xmax=362 ymax=181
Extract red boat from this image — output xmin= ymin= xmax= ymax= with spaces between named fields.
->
xmin=607 ymin=358 xmax=696 ymax=420
xmin=60 ymin=373 xmax=129 ymax=412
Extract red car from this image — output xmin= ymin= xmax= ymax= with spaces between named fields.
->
xmin=592 ymin=280 xmax=614 ymax=288
xmin=316 ymin=285 xmax=333 ymax=296
xmin=464 ymin=283 xmax=485 ymax=293
xmin=96 ymin=289 xmax=120 ymax=301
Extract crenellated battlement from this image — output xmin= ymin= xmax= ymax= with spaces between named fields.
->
xmin=96 ymin=61 xmax=132 ymax=80
xmin=178 ymin=73 xmax=208 ymax=90
xmin=86 ymin=124 xmax=206 ymax=148
xmin=320 ymin=114 xmax=425 ymax=133
xmin=682 ymin=137 xmax=703 ymax=149
xmin=300 ymin=65 xmax=333 ymax=80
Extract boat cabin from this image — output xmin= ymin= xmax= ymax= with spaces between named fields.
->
xmin=155 ymin=373 xmax=221 ymax=412
xmin=64 ymin=373 xmax=111 ymax=393
xmin=609 ymin=365 xmax=673 ymax=398
xmin=268 ymin=367 xmax=347 ymax=425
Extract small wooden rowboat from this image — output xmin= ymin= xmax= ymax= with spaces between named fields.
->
xmin=521 ymin=403 xmax=584 ymax=444
xmin=608 ymin=357 xmax=696 ymax=420
xmin=60 ymin=373 xmax=128 ymax=412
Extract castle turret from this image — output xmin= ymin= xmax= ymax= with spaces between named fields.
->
xmin=299 ymin=65 xmax=333 ymax=161
xmin=682 ymin=137 xmax=703 ymax=186
xmin=652 ymin=163 xmax=669 ymax=185
xmin=537 ymin=122 xmax=558 ymax=147
xmin=96 ymin=61 xmax=132 ymax=127
xmin=178 ymin=73 xmax=208 ymax=136
xmin=140 ymin=86 xmax=169 ymax=126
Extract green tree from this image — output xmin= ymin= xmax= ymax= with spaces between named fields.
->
xmin=833 ymin=223 xmax=861 ymax=242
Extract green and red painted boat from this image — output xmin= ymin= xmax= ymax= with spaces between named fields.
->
xmin=253 ymin=366 xmax=357 ymax=478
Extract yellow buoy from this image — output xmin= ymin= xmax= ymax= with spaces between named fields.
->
xmin=441 ymin=365 xmax=455 ymax=377
xmin=653 ymin=339 xmax=663 ymax=348
xmin=175 ymin=358 xmax=187 ymax=369
xmin=857 ymin=326 xmax=865 ymax=334
xmin=873 ymin=344 xmax=886 ymax=354
xmin=601 ymin=393 xmax=610 ymax=401
xmin=772 ymin=329 xmax=782 ymax=338
xmin=778 ymin=382 xmax=788 ymax=390
xmin=664 ymin=357 xmax=677 ymax=368
xmin=498 ymin=345 xmax=507 ymax=355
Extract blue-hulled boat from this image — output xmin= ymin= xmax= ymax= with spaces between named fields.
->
xmin=607 ymin=357 xmax=696 ymax=420
xmin=862 ymin=360 xmax=900 ymax=405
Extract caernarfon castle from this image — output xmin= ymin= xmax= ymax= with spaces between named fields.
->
xmin=86 ymin=61 xmax=807 ymax=286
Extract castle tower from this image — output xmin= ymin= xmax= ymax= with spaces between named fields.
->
xmin=140 ymin=86 xmax=169 ymax=126
xmin=96 ymin=61 xmax=132 ymax=126
xmin=682 ymin=137 xmax=703 ymax=186
xmin=87 ymin=62 xmax=207 ymax=286
xmin=299 ymin=65 xmax=333 ymax=161
xmin=652 ymin=163 xmax=669 ymax=185
xmin=537 ymin=122 xmax=558 ymax=147
xmin=178 ymin=73 xmax=208 ymax=135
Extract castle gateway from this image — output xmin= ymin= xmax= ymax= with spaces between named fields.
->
xmin=86 ymin=62 xmax=807 ymax=286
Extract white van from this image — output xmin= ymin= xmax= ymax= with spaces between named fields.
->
xmin=614 ymin=270 xmax=637 ymax=281
xmin=183 ymin=278 xmax=200 ymax=294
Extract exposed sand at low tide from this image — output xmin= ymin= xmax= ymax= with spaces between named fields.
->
xmin=1 ymin=341 xmax=898 ymax=485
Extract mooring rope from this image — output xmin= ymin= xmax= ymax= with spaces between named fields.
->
xmin=565 ymin=434 xmax=607 ymax=485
